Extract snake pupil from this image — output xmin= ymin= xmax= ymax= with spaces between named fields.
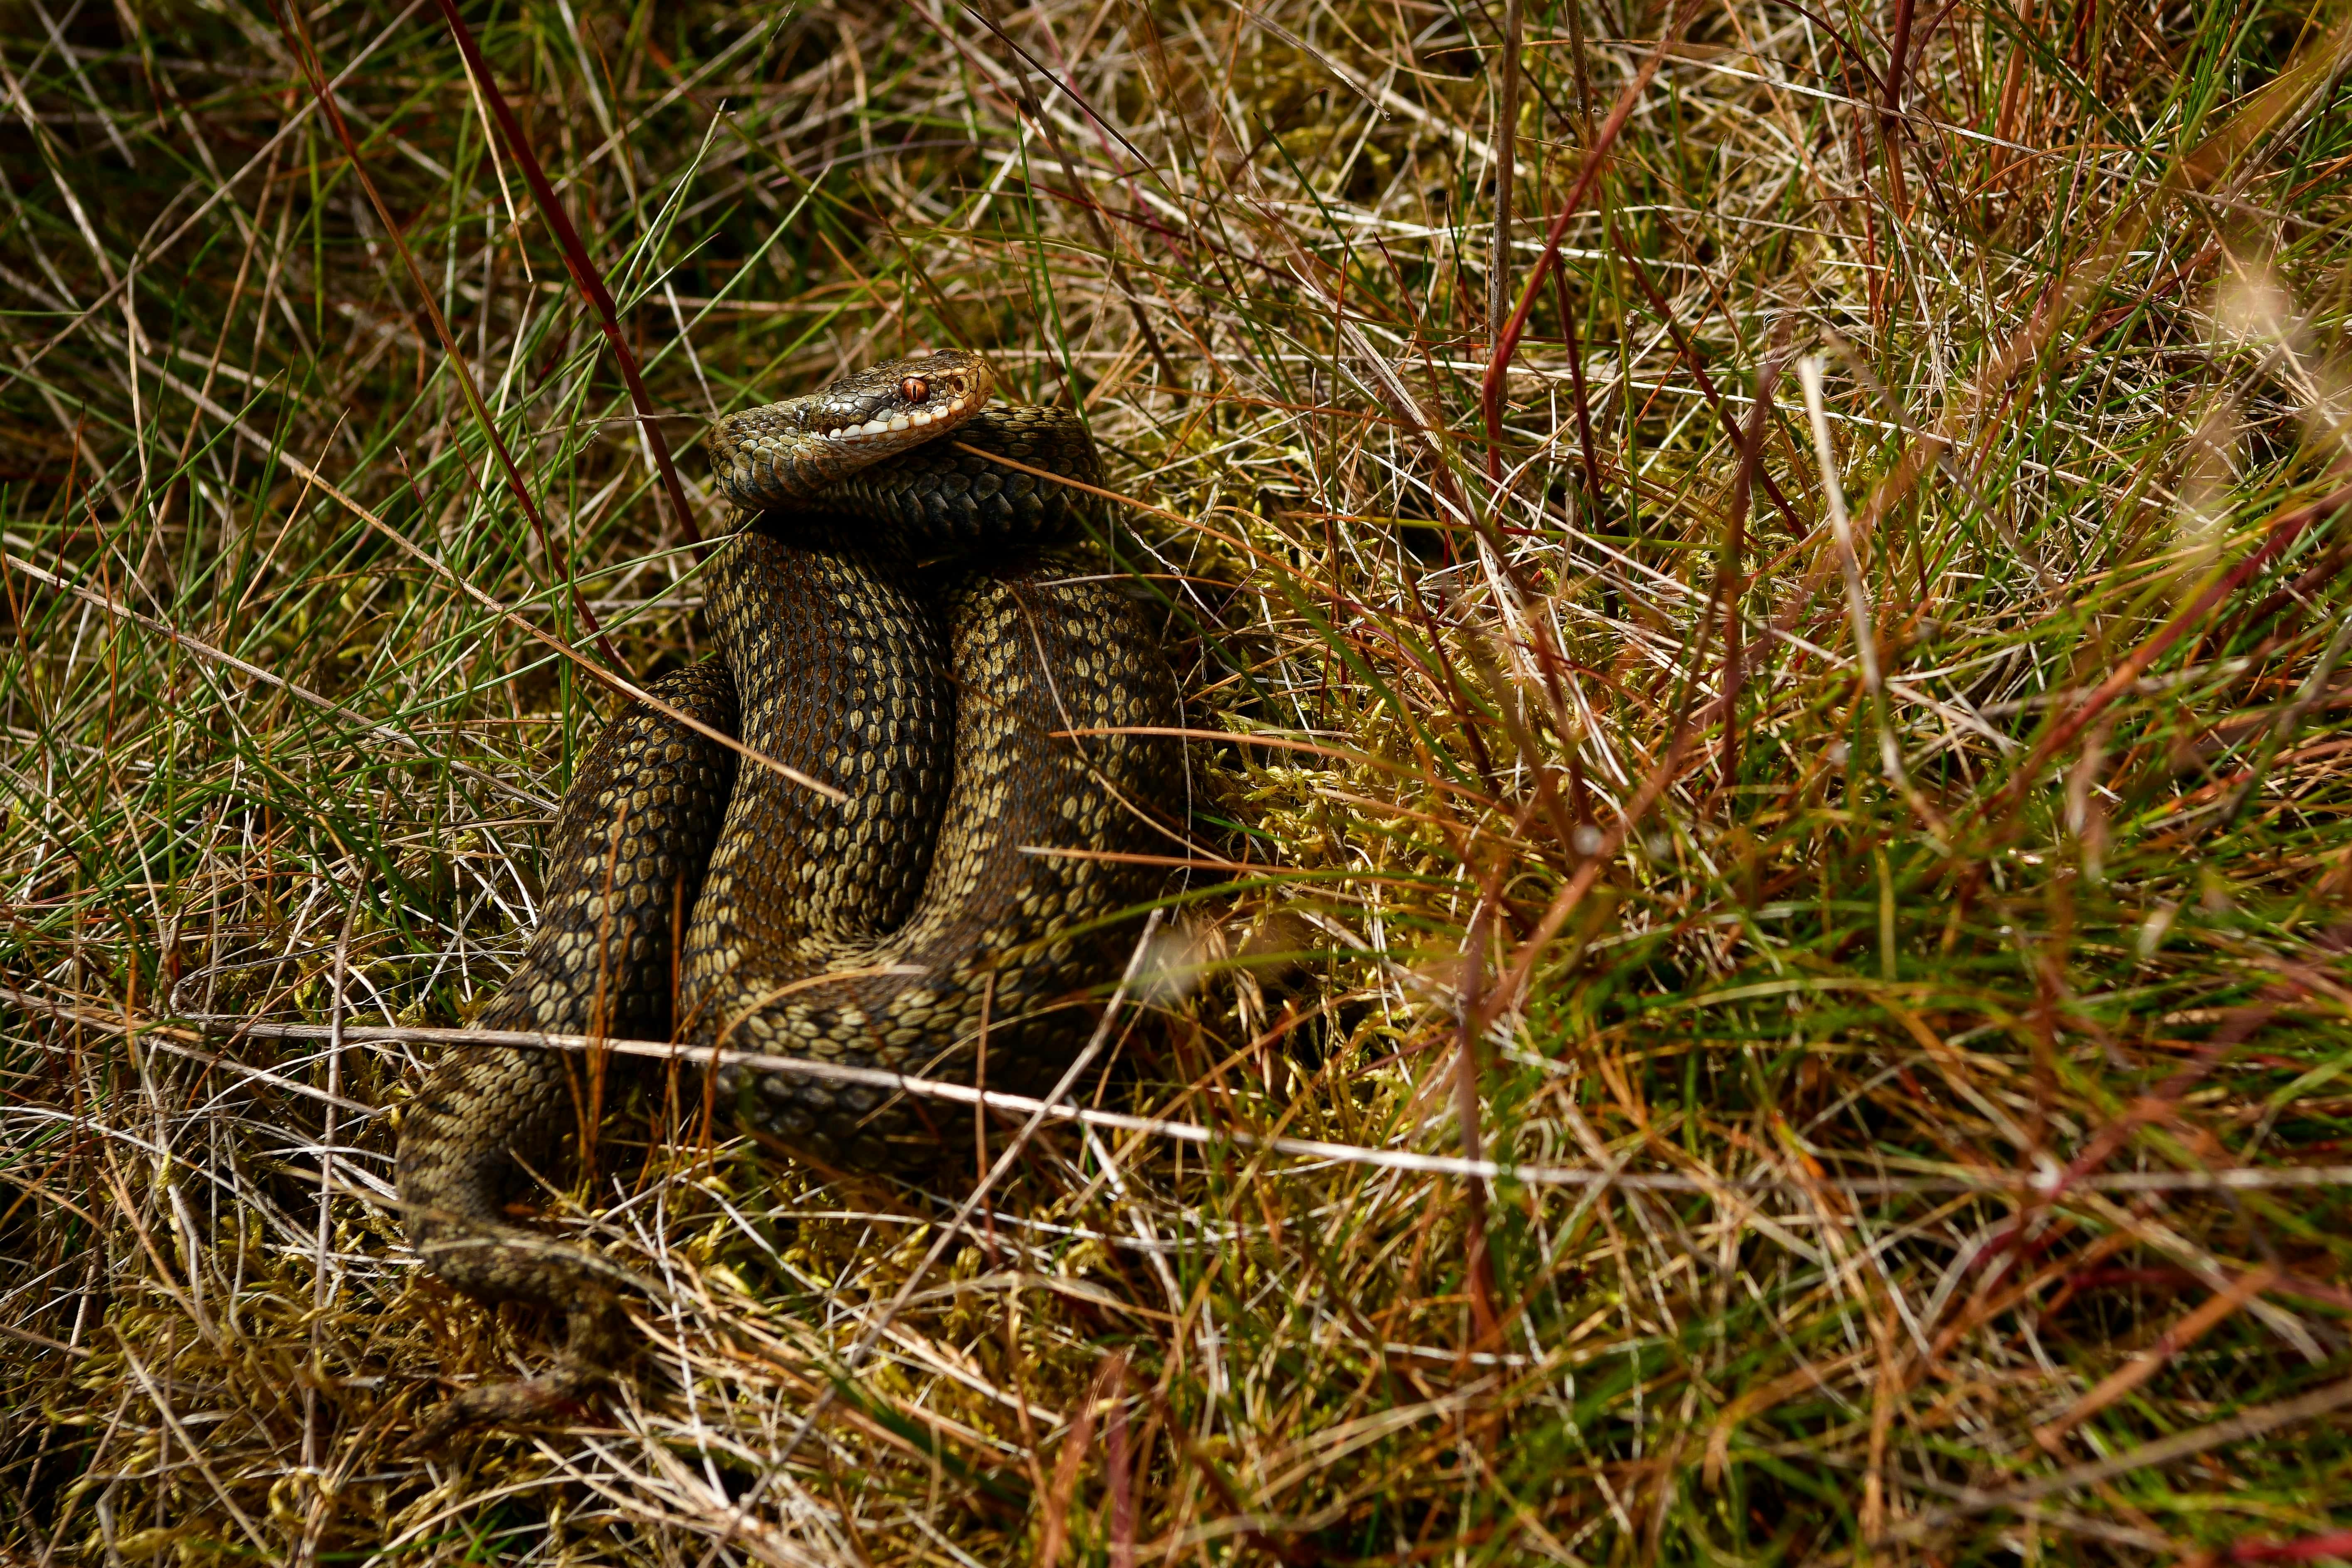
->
xmin=900 ymin=376 xmax=929 ymax=404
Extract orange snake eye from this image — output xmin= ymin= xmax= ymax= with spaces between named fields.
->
xmin=900 ymin=376 xmax=929 ymax=404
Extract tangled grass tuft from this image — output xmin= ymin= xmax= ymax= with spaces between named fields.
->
xmin=6 ymin=1 xmax=2352 ymax=1561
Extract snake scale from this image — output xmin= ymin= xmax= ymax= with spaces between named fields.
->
xmin=396 ymin=352 xmax=1179 ymax=1437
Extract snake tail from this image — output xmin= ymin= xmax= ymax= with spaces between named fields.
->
xmin=397 ymin=662 xmax=738 ymax=1439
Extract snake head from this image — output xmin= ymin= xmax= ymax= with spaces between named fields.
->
xmin=710 ymin=350 xmax=995 ymax=514
xmin=793 ymin=350 xmax=993 ymax=440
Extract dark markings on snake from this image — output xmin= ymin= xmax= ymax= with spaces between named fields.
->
xmin=396 ymin=351 xmax=1181 ymax=1442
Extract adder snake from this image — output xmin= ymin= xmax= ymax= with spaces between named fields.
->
xmin=395 ymin=351 xmax=1180 ymax=1435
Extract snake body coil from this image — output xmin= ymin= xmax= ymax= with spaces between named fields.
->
xmin=396 ymin=352 xmax=1178 ymax=1436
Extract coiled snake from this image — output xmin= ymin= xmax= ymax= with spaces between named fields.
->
xmin=396 ymin=351 xmax=1179 ymax=1437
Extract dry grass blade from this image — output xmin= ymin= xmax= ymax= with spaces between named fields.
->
xmin=7 ymin=1 xmax=2352 ymax=1562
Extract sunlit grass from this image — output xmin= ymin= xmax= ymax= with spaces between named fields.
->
xmin=5 ymin=1 xmax=2352 ymax=1561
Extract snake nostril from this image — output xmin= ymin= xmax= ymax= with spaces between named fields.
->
xmin=900 ymin=376 xmax=929 ymax=405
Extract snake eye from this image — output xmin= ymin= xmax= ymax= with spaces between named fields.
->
xmin=900 ymin=376 xmax=929 ymax=405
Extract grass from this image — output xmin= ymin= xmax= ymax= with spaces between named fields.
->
xmin=5 ymin=0 xmax=2352 ymax=1561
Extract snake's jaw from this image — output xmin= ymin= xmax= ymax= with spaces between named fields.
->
xmin=709 ymin=349 xmax=996 ymax=514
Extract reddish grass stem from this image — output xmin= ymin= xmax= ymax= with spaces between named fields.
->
xmin=1478 ymin=3 xmax=1693 ymax=480
xmin=1716 ymin=354 xmax=1784 ymax=793
xmin=1880 ymin=0 xmax=1915 ymax=215
xmin=1608 ymin=227 xmax=1804 ymax=536
xmin=1982 ymin=484 xmax=2352 ymax=833
xmin=1484 ymin=0 xmax=1521 ymax=356
xmin=1453 ymin=894 xmax=1498 ymax=1349
xmin=432 ymin=0 xmax=703 ymax=550
xmin=272 ymin=0 xmax=626 ymax=669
